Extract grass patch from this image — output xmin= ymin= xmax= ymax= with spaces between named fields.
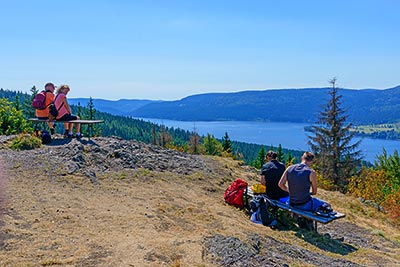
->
xmin=10 ymin=134 xmax=41 ymax=150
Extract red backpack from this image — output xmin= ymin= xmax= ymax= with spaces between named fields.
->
xmin=224 ymin=178 xmax=248 ymax=209
xmin=31 ymin=90 xmax=50 ymax=110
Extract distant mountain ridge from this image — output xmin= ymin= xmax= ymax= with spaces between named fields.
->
xmin=71 ymin=86 xmax=400 ymax=125
xmin=68 ymin=98 xmax=159 ymax=116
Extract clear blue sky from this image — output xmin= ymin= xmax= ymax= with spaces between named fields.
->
xmin=1 ymin=0 xmax=399 ymax=100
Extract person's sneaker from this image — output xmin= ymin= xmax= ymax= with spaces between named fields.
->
xmin=75 ymin=133 xmax=82 ymax=140
xmin=50 ymin=128 xmax=55 ymax=135
xmin=64 ymin=131 xmax=72 ymax=139
xmin=268 ymin=219 xmax=278 ymax=229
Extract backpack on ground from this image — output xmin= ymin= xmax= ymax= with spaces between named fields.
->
xmin=40 ymin=130 xmax=52 ymax=144
xmin=31 ymin=90 xmax=50 ymax=110
xmin=224 ymin=178 xmax=248 ymax=209
xmin=250 ymin=195 xmax=277 ymax=228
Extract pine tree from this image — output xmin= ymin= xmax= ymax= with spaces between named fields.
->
xmin=251 ymin=146 xmax=266 ymax=169
xmin=222 ymin=132 xmax=232 ymax=153
xmin=188 ymin=125 xmax=202 ymax=154
xmin=77 ymin=102 xmax=83 ymax=119
xmin=87 ymin=97 xmax=96 ymax=120
xmin=277 ymin=144 xmax=284 ymax=162
xmin=285 ymin=152 xmax=296 ymax=167
xmin=159 ymin=125 xmax=173 ymax=147
xmin=307 ymin=78 xmax=362 ymax=192
xmin=151 ymin=125 xmax=157 ymax=145
xmin=85 ymin=97 xmax=101 ymax=137
xmin=203 ymin=133 xmax=223 ymax=156
xmin=188 ymin=132 xmax=201 ymax=154
xmin=25 ymin=85 xmax=38 ymax=118
xmin=14 ymin=95 xmax=22 ymax=111
xmin=30 ymin=85 xmax=38 ymax=99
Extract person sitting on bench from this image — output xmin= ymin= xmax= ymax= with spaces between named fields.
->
xmin=54 ymin=84 xmax=82 ymax=139
xmin=278 ymin=151 xmax=331 ymax=212
xmin=35 ymin=82 xmax=56 ymax=134
xmin=260 ymin=150 xmax=289 ymax=202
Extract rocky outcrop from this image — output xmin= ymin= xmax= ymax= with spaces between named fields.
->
xmin=0 ymin=136 xmax=211 ymax=183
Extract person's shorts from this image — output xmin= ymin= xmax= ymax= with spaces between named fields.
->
xmin=279 ymin=196 xmax=290 ymax=204
xmin=57 ymin=114 xmax=78 ymax=121
xmin=37 ymin=116 xmax=49 ymax=120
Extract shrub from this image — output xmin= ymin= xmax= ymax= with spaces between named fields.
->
xmin=348 ymin=149 xmax=400 ymax=224
xmin=316 ymin=172 xmax=336 ymax=191
xmin=384 ymin=190 xmax=400 ymax=224
xmin=348 ymin=168 xmax=388 ymax=206
xmin=10 ymin=134 xmax=41 ymax=150
xmin=0 ymin=98 xmax=32 ymax=135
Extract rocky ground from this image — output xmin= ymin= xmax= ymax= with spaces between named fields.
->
xmin=0 ymin=136 xmax=399 ymax=266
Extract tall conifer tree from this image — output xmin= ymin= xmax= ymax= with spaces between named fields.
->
xmin=222 ymin=132 xmax=232 ymax=153
xmin=307 ymin=78 xmax=362 ymax=191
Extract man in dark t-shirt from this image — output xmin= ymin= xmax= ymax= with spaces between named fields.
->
xmin=260 ymin=150 xmax=289 ymax=200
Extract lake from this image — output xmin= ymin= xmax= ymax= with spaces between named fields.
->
xmin=137 ymin=118 xmax=400 ymax=163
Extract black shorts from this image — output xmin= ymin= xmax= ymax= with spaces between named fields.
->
xmin=57 ymin=114 xmax=78 ymax=121
xmin=37 ymin=116 xmax=49 ymax=120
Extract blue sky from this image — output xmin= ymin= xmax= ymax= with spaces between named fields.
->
xmin=1 ymin=0 xmax=399 ymax=100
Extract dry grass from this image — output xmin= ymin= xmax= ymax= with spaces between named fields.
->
xmin=0 ymin=155 xmax=399 ymax=266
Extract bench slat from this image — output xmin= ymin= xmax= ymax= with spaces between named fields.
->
xmin=28 ymin=118 xmax=104 ymax=124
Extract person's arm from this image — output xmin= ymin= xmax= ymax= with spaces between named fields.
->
xmin=278 ymin=169 xmax=289 ymax=192
xmin=260 ymin=175 xmax=266 ymax=185
xmin=64 ymin=98 xmax=71 ymax=114
xmin=310 ymin=170 xmax=317 ymax=195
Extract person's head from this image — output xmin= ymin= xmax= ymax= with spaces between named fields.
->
xmin=301 ymin=152 xmax=314 ymax=165
xmin=266 ymin=150 xmax=278 ymax=161
xmin=44 ymin=82 xmax=55 ymax=92
xmin=56 ymin=84 xmax=70 ymax=94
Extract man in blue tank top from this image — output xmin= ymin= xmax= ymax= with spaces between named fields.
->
xmin=278 ymin=152 xmax=330 ymax=212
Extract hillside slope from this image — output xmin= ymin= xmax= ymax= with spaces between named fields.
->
xmin=0 ymin=136 xmax=399 ymax=266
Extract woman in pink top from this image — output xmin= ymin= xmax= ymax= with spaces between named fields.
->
xmin=54 ymin=84 xmax=82 ymax=139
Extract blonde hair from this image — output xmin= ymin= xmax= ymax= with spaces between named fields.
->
xmin=56 ymin=84 xmax=70 ymax=94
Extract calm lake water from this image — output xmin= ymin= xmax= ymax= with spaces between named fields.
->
xmin=137 ymin=118 xmax=400 ymax=163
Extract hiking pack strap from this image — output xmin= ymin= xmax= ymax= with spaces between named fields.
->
xmin=44 ymin=90 xmax=53 ymax=108
xmin=53 ymin=94 xmax=65 ymax=112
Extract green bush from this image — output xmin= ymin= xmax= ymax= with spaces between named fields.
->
xmin=10 ymin=134 xmax=42 ymax=150
xmin=0 ymin=98 xmax=32 ymax=135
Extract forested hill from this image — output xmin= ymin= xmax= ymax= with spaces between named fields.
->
xmin=127 ymin=86 xmax=400 ymax=125
xmin=68 ymin=98 xmax=158 ymax=116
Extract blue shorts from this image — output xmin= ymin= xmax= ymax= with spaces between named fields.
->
xmin=279 ymin=196 xmax=290 ymax=204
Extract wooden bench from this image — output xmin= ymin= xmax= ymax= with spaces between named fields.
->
xmin=28 ymin=118 xmax=104 ymax=140
xmin=246 ymin=187 xmax=345 ymax=233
